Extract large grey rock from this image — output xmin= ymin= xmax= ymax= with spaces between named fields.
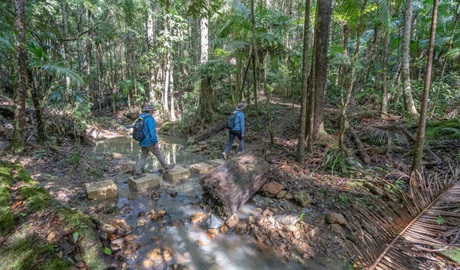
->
xmin=85 ymin=179 xmax=118 ymax=200
xmin=208 ymin=159 xmax=225 ymax=167
xmin=163 ymin=166 xmax=191 ymax=182
xmin=293 ymin=191 xmax=312 ymax=207
xmin=128 ymin=173 xmax=161 ymax=191
xmin=189 ymin=162 xmax=214 ymax=174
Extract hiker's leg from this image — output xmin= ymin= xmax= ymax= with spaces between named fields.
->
xmin=148 ymin=143 xmax=168 ymax=169
xmin=224 ymin=131 xmax=236 ymax=154
xmin=236 ymin=131 xmax=244 ymax=152
xmin=135 ymin=147 xmax=149 ymax=174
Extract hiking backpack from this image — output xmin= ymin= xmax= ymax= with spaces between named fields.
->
xmin=132 ymin=115 xmax=151 ymax=141
xmin=225 ymin=111 xmax=237 ymax=129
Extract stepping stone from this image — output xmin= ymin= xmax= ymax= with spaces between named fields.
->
xmin=163 ymin=166 xmax=191 ymax=182
xmin=129 ymin=173 xmax=162 ymax=191
xmin=208 ymin=159 xmax=225 ymax=167
xmin=85 ymin=179 xmax=118 ymax=200
xmin=189 ymin=162 xmax=215 ymax=174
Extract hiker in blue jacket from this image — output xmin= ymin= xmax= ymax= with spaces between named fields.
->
xmin=222 ymin=102 xmax=246 ymax=160
xmin=134 ymin=104 xmax=175 ymax=178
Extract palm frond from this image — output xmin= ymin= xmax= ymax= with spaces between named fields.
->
xmin=345 ymin=167 xmax=460 ymax=269
xmin=361 ymin=125 xmax=410 ymax=145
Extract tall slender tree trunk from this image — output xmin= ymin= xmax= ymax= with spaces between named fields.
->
xmin=297 ymin=0 xmax=311 ymax=162
xmin=11 ymin=0 xmax=28 ymax=152
xmin=381 ymin=0 xmax=392 ymax=117
xmin=338 ymin=0 xmax=367 ymax=150
xmin=199 ymin=5 xmax=215 ymax=118
xmin=251 ymin=0 xmax=259 ymax=127
xmin=306 ymin=0 xmax=332 ymax=151
xmin=170 ymin=63 xmax=175 ymax=121
xmin=412 ymin=0 xmax=439 ymax=176
xmin=147 ymin=11 xmax=156 ymax=102
xmin=430 ymin=1 xmax=459 ymax=116
xmin=401 ymin=0 xmax=418 ymax=117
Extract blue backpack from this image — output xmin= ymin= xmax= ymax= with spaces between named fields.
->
xmin=225 ymin=111 xmax=237 ymax=129
xmin=132 ymin=115 xmax=151 ymax=141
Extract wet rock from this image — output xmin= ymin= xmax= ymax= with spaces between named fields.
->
xmin=85 ymin=179 xmax=118 ymax=200
xmin=233 ymin=222 xmax=248 ymax=235
xmin=149 ymin=209 xmax=166 ymax=222
xmin=110 ymin=238 xmax=124 ymax=251
xmin=151 ymin=191 xmax=160 ymax=200
xmin=112 ymin=159 xmax=135 ymax=172
xmin=189 ymin=162 xmax=214 ymax=174
xmin=225 ymin=213 xmax=239 ymax=228
xmin=107 ymin=219 xmax=132 ymax=240
xmin=293 ymin=191 xmax=312 ymax=207
xmin=325 ymin=213 xmax=348 ymax=226
xmin=190 ymin=212 xmax=207 ymax=224
xmin=207 ymin=159 xmax=225 ymax=167
xmin=164 ymin=264 xmax=191 ymax=270
xmin=163 ymin=166 xmax=191 ymax=182
xmin=261 ymin=181 xmax=285 ymax=198
xmin=247 ymin=216 xmax=256 ymax=224
xmin=205 ymin=214 xmax=224 ymax=229
xmin=220 ymin=225 xmax=228 ymax=234
xmin=206 ymin=228 xmax=219 ymax=239
xmin=129 ymin=173 xmax=161 ymax=191
xmin=136 ymin=218 xmax=148 ymax=227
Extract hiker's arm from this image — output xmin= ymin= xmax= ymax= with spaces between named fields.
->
xmin=146 ymin=117 xmax=158 ymax=144
xmin=239 ymin=113 xmax=245 ymax=136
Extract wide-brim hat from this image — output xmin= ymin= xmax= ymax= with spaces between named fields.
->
xmin=143 ymin=104 xmax=155 ymax=111
xmin=236 ymin=102 xmax=247 ymax=110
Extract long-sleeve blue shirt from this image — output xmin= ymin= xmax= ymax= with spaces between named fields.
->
xmin=138 ymin=113 xmax=158 ymax=147
xmin=232 ymin=110 xmax=245 ymax=134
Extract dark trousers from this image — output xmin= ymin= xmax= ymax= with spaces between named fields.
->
xmin=223 ymin=129 xmax=244 ymax=154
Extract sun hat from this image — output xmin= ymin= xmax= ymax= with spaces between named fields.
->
xmin=143 ymin=104 xmax=155 ymax=111
xmin=236 ymin=102 xmax=247 ymax=110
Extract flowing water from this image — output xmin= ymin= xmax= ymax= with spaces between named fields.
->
xmin=94 ymin=136 xmax=342 ymax=270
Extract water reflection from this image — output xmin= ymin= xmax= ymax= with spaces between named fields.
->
xmin=93 ymin=135 xmax=207 ymax=171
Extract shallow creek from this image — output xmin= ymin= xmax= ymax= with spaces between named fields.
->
xmin=94 ymin=136 xmax=338 ymax=270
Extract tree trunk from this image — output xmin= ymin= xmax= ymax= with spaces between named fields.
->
xmin=147 ymin=11 xmax=156 ymax=102
xmin=381 ymin=0 xmax=391 ymax=117
xmin=401 ymin=0 xmax=418 ymax=117
xmin=412 ymin=0 xmax=439 ymax=175
xmin=306 ymin=0 xmax=332 ymax=151
xmin=338 ymin=0 xmax=367 ymax=150
xmin=200 ymin=154 xmax=269 ymax=218
xmin=251 ymin=0 xmax=260 ymax=126
xmin=11 ymin=0 xmax=28 ymax=152
xmin=297 ymin=0 xmax=311 ymax=163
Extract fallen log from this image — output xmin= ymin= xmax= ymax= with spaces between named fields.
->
xmin=200 ymin=153 xmax=269 ymax=218
xmin=351 ymin=129 xmax=370 ymax=164
xmin=193 ymin=123 xmax=225 ymax=143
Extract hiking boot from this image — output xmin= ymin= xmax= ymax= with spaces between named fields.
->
xmin=222 ymin=152 xmax=227 ymax=160
xmin=165 ymin=163 xmax=175 ymax=172
xmin=133 ymin=173 xmax=146 ymax=179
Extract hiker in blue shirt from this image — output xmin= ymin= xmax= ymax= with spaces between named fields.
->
xmin=134 ymin=104 xmax=175 ymax=178
xmin=222 ymin=102 xmax=246 ymax=160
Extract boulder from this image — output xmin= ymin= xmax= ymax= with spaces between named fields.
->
xmin=85 ymin=179 xmax=118 ymax=200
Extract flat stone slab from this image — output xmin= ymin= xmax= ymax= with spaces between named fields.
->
xmin=208 ymin=159 xmax=225 ymax=167
xmin=129 ymin=173 xmax=162 ymax=191
xmin=85 ymin=179 xmax=118 ymax=200
xmin=163 ymin=166 xmax=191 ymax=182
xmin=189 ymin=162 xmax=215 ymax=174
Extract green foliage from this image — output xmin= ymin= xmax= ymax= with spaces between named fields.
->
xmin=67 ymin=150 xmax=81 ymax=165
xmin=425 ymin=120 xmax=460 ymax=140
xmin=322 ymin=149 xmax=351 ymax=175
xmin=0 ymin=206 xmax=14 ymax=234
xmin=0 ymin=235 xmax=70 ymax=270
xmin=103 ymin=247 xmax=112 ymax=255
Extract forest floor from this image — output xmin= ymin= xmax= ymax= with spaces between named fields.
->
xmin=1 ymin=96 xmax=460 ymax=269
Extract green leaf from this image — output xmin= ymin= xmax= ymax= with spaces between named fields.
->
xmin=73 ymin=231 xmax=79 ymax=243
xmin=103 ymin=247 xmax=112 ymax=255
